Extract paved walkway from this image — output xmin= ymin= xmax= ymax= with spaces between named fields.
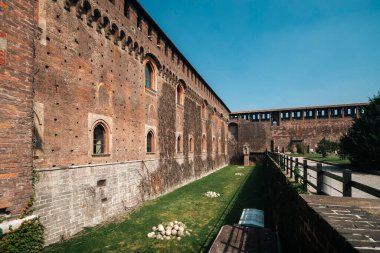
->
xmin=291 ymin=157 xmax=380 ymax=199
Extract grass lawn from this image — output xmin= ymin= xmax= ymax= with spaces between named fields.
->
xmin=43 ymin=165 xmax=272 ymax=253
xmin=304 ymin=153 xmax=350 ymax=165
xmin=289 ymin=153 xmax=350 ymax=165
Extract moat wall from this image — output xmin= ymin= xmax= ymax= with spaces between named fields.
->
xmin=30 ymin=0 xmax=229 ymax=245
xmin=0 ymin=0 xmax=230 ymax=244
xmin=34 ymin=157 xmax=227 ymax=245
xmin=228 ymin=116 xmax=355 ymax=164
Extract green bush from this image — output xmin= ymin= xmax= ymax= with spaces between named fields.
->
xmin=0 ymin=218 xmax=44 ymax=253
xmin=291 ymin=182 xmax=307 ymax=194
xmin=340 ymin=92 xmax=380 ymax=170
xmin=316 ymin=138 xmax=338 ymax=157
xmin=296 ymin=143 xmax=306 ymax=154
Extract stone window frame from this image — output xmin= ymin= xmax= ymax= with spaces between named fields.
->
xmin=91 ymin=120 xmax=111 ymax=157
xmin=146 ymin=129 xmax=156 ymax=154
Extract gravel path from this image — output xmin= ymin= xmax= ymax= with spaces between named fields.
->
xmin=290 ymin=157 xmax=380 ymax=199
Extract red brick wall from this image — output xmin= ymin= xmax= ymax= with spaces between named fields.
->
xmin=0 ymin=0 xmax=35 ymax=215
xmin=228 ymin=117 xmax=354 ymax=162
xmin=32 ymin=0 xmax=229 ymax=170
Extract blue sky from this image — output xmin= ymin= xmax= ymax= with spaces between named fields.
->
xmin=139 ymin=0 xmax=380 ymax=112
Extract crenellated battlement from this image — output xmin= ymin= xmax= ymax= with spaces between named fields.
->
xmin=50 ymin=0 xmax=229 ymax=117
xmin=230 ymin=102 xmax=368 ymax=125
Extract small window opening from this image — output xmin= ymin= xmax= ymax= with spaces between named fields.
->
xmin=147 ymin=131 xmax=155 ymax=153
xmin=177 ymin=135 xmax=182 ymax=153
xmin=177 ymin=85 xmax=184 ymax=105
xmin=93 ymin=124 xmax=106 ymax=154
xmin=145 ymin=62 xmax=154 ymax=90
xmin=202 ymin=135 xmax=206 ymax=153
xmin=189 ymin=137 xmax=194 ymax=153
xmin=148 ymin=26 xmax=153 ymax=40
xmin=97 ymin=179 xmax=106 ymax=187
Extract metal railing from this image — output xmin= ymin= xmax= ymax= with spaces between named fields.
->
xmin=267 ymin=152 xmax=380 ymax=198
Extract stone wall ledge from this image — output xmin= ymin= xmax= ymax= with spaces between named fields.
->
xmin=35 ymin=155 xmax=214 ymax=172
xmin=300 ymin=194 xmax=380 ymax=252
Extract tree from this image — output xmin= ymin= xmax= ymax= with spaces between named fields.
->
xmin=340 ymin=92 xmax=380 ymax=170
xmin=316 ymin=138 xmax=329 ymax=157
xmin=316 ymin=138 xmax=339 ymax=157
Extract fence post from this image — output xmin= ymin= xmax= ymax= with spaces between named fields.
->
xmin=286 ymin=156 xmax=289 ymax=174
xmin=295 ymin=158 xmax=299 ymax=183
xmin=290 ymin=157 xmax=293 ymax=179
xmin=316 ymin=163 xmax=323 ymax=195
xmin=303 ymin=160 xmax=308 ymax=191
xmin=343 ymin=169 xmax=352 ymax=197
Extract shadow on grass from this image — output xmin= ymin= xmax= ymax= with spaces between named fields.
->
xmin=199 ymin=165 xmax=274 ymax=252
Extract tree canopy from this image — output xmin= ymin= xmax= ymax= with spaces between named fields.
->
xmin=340 ymin=92 xmax=380 ymax=170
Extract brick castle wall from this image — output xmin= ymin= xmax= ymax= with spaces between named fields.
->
xmin=31 ymin=0 xmax=229 ymax=244
xmin=228 ymin=117 xmax=354 ymax=163
xmin=0 ymin=0 xmax=35 ymax=215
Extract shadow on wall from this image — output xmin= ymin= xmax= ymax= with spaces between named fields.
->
xmin=228 ymin=123 xmax=241 ymax=164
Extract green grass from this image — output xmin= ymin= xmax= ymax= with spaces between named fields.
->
xmin=304 ymin=153 xmax=350 ymax=165
xmin=289 ymin=153 xmax=350 ymax=165
xmin=43 ymin=165 xmax=272 ymax=253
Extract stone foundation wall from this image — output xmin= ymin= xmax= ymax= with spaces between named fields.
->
xmin=34 ymin=157 xmax=227 ymax=245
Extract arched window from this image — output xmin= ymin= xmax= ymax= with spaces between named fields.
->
xmin=202 ymin=135 xmax=206 ymax=153
xmin=146 ymin=130 xmax=155 ymax=153
xmin=177 ymin=84 xmax=184 ymax=105
xmin=145 ymin=62 xmax=154 ymax=89
xmin=177 ymin=135 xmax=182 ymax=153
xmin=201 ymin=103 xmax=206 ymax=119
xmin=189 ymin=137 xmax=194 ymax=153
xmin=93 ymin=123 xmax=107 ymax=154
